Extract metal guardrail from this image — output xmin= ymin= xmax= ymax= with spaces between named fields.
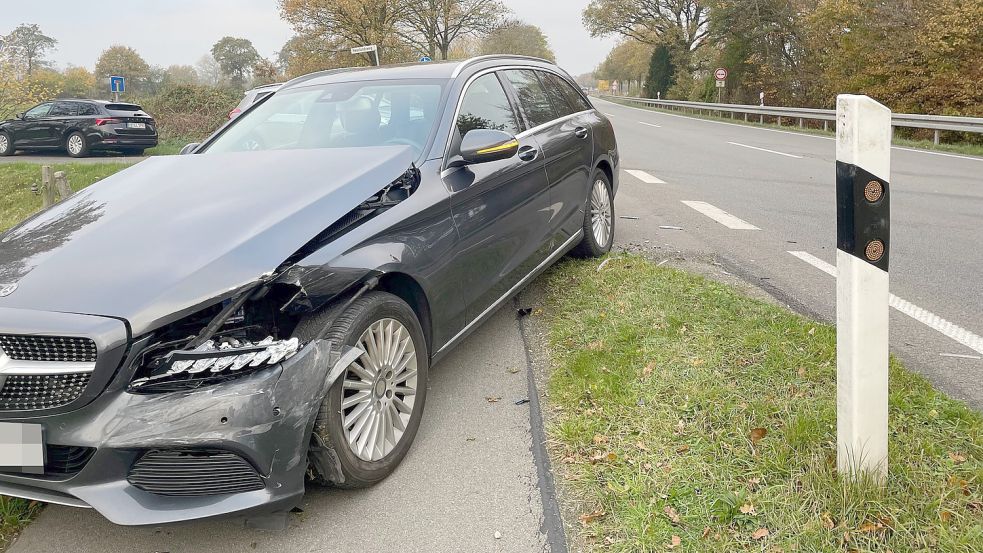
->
xmin=599 ymin=95 xmax=983 ymax=143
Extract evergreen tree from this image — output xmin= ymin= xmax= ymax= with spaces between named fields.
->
xmin=645 ymin=45 xmax=674 ymax=99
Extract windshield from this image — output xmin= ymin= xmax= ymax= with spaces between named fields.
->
xmin=204 ymin=79 xmax=445 ymax=156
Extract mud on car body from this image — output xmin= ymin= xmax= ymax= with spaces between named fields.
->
xmin=0 ymin=56 xmax=619 ymax=525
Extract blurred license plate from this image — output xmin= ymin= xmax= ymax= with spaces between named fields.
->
xmin=0 ymin=422 xmax=44 ymax=474
xmin=127 ymin=122 xmax=146 ymax=129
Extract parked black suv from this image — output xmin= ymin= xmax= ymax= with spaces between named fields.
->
xmin=0 ymin=100 xmax=158 ymax=158
xmin=0 ymin=56 xmax=617 ymax=525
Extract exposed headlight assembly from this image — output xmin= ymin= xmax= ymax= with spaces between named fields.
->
xmin=130 ymin=337 xmax=301 ymax=392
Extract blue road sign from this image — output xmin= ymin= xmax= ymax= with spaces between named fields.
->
xmin=110 ymin=76 xmax=125 ymax=93
xmin=419 ymin=56 xmax=433 ymax=63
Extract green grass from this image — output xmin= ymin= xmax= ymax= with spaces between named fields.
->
xmin=544 ymin=255 xmax=982 ymax=552
xmin=604 ymin=98 xmax=983 ymax=158
xmin=0 ymin=163 xmax=128 ymax=232
xmin=0 ymin=497 xmax=41 ymax=550
xmin=145 ymin=137 xmax=191 ymax=156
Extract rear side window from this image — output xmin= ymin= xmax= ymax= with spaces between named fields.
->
xmin=540 ymin=72 xmax=592 ymax=113
xmin=49 ymin=102 xmax=78 ymax=117
xmin=77 ymin=103 xmax=99 ymax=116
xmin=502 ymin=69 xmax=558 ymax=129
xmin=457 ymin=73 xmax=520 ymax=136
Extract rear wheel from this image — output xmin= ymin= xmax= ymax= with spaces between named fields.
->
xmin=0 ymin=132 xmax=13 ymax=156
xmin=66 ymin=132 xmax=89 ymax=158
xmin=299 ymin=291 xmax=428 ymax=488
xmin=570 ymin=169 xmax=615 ymax=257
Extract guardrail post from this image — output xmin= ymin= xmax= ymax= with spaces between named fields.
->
xmin=933 ymin=129 xmax=940 ymax=145
xmin=40 ymin=165 xmax=56 ymax=209
xmin=835 ymin=94 xmax=891 ymax=484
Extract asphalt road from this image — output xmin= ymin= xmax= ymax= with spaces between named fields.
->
xmin=0 ymin=151 xmax=146 ymax=164
xmin=10 ymin=305 xmax=561 ymax=553
xmin=594 ymin=97 xmax=983 ymax=410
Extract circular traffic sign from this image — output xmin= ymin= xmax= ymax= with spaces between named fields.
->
xmin=714 ymin=68 xmax=728 ymax=80
xmin=419 ymin=56 xmax=432 ymax=63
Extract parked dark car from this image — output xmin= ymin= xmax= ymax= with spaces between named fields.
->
xmin=0 ymin=56 xmax=618 ymax=525
xmin=0 ymin=100 xmax=158 ymax=158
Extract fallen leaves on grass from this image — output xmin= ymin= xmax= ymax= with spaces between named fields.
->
xmin=579 ymin=509 xmax=605 ymax=526
xmin=751 ymin=528 xmax=770 ymax=540
xmin=750 ymin=427 xmax=768 ymax=444
xmin=740 ymin=503 xmax=757 ymax=515
xmin=948 ymin=452 xmax=967 ymax=464
xmin=668 ymin=535 xmax=682 ymax=548
xmin=593 ymin=434 xmax=609 ymax=445
xmin=664 ymin=506 xmax=681 ymax=525
xmin=675 ymin=444 xmax=690 ymax=454
xmin=590 ymin=451 xmax=618 ymax=463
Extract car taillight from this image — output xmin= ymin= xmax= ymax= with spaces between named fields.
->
xmin=95 ymin=118 xmax=121 ymax=126
xmin=229 ymin=108 xmax=241 ymax=120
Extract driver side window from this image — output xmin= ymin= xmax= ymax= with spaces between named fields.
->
xmin=457 ymin=73 xmax=520 ymax=138
xmin=25 ymin=103 xmax=52 ymax=119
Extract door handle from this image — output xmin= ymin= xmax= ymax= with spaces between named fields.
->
xmin=518 ymin=145 xmax=539 ymax=162
xmin=574 ymin=127 xmax=589 ymax=139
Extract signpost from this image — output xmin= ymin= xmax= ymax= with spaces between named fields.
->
xmin=835 ymin=94 xmax=891 ymax=484
xmin=351 ymin=44 xmax=380 ymax=67
xmin=714 ymin=68 xmax=728 ymax=103
xmin=109 ymin=76 xmax=125 ymax=102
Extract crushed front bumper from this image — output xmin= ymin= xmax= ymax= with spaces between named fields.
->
xmin=0 ymin=340 xmax=336 ymax=526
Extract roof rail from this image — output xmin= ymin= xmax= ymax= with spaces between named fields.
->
xmin=281 ymin=66 xmax=359 ymax=89
xmin=451 ymin=55 xmax=554 ymax=78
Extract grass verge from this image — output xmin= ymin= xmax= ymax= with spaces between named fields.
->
xmin=0 ymin=162 xmax=129 ymax=232
xmin=603 ymin=98 xmax=983 ymax=158
xmin=544 ymin=255 xmax=982 ymax=552
xmin=145 ymin=137 xmax=190 ymax=156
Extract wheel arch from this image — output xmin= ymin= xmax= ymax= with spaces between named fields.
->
xmin=375 ymin=271 xmax=433 ymax=356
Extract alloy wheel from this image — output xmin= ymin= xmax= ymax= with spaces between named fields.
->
xmin=68 ymin=134 xmax=84 ymax=156
xmin=0 ymin=134 xmax=8 ymax=154
xmin=341 ymin=318 xmax=418 ymax=462
xmin=590 ymin=179 xmax=613 ymax=247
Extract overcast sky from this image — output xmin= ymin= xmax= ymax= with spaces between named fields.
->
xmin=3 ymin=0 xmax=617 ymax=76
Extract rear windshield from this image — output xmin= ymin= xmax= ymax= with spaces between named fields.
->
xmin=105 ymin=103 xmax=143 ymax=112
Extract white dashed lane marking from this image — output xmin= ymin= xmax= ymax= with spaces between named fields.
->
xmin=639 ymin=122 xmax=662 ymax=128
xmin=625 ymin=170 xmax=666 ymax=184
xmin=681 ymin=201 xmax=760 ymax=230
xmin=727 ymin=141 xmax=803 ymax=159
xmin=788 ymin=251 xmax=983 ymax=355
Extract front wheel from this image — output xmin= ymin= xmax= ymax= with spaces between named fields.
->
xmin=570 ymin=170 xmax=615 ymax=257
xmin=65 ymin=132 xmax=89 ymax=158
xmin=300 ymin=291 xmax=429 ymax=489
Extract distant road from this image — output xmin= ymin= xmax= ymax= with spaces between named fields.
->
xmin=0 ymin=151 xmax=146 ymax=164
xmin=594 ymin=97 xmax=983 ymax=410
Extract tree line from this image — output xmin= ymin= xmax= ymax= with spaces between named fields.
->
xmin=585 ymin=0 xmax=982 ymax=117
xmin=0 ymin=1 xmax=556 ymax=121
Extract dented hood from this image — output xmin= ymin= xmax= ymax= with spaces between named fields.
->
xmin=0 ymin=147 xmax=415 ymax=335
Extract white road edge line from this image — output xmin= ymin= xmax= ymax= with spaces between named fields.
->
xmin=594 ymin=98 xmax=983 ymax=163
xmin=681 ymin=201 xmax=760 ymax=230
xmin=639 ymin=121 xmax=661 ymax=128
xmin=728 ymin=141 xmax=803 ymax=159
xmin=788 ymin=251 xmax=983 ymax=355
xmin=625 ymin=169 xmax=666 ymax=184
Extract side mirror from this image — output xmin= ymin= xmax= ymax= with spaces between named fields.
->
xmin=179 ymin=143 xmax=200 ymax=155
xmin=458 ymin=129 xmax=519 ymax=165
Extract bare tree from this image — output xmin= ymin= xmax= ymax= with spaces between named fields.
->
xmin=583 ymin=0 xmax=710 ymax=53
xmin=400 ymin=0 xmax=509 ymax=60
xmin=2 ymin=24 xmax=57 ymax=76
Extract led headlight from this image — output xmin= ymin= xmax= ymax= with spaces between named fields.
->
xmin=131 ymin=337 xmax=300 ymax=390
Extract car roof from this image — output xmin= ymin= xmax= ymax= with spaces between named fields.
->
xmin=281 ymin=55 xmax=561 ymax=91
xmin=45 ymin=99 xmax=110 ymax=104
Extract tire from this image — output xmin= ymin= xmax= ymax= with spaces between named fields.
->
xmin=570 ymin=169 xmax=615 ymax=258
xmin=65 ymin=132 xmax=89 ymax=158
xmin=0 ymin=132 xmax=13 ymax=156
xmin=297 ymin=291 xmax=429 ymax=489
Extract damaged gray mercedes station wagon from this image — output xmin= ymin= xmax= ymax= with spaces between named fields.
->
xmin=0 ymin=55 xmax=618 ymax=525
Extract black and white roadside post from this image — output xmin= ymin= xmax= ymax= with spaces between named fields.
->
xmin=835 ymin=94 xmax=891 ymax=483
